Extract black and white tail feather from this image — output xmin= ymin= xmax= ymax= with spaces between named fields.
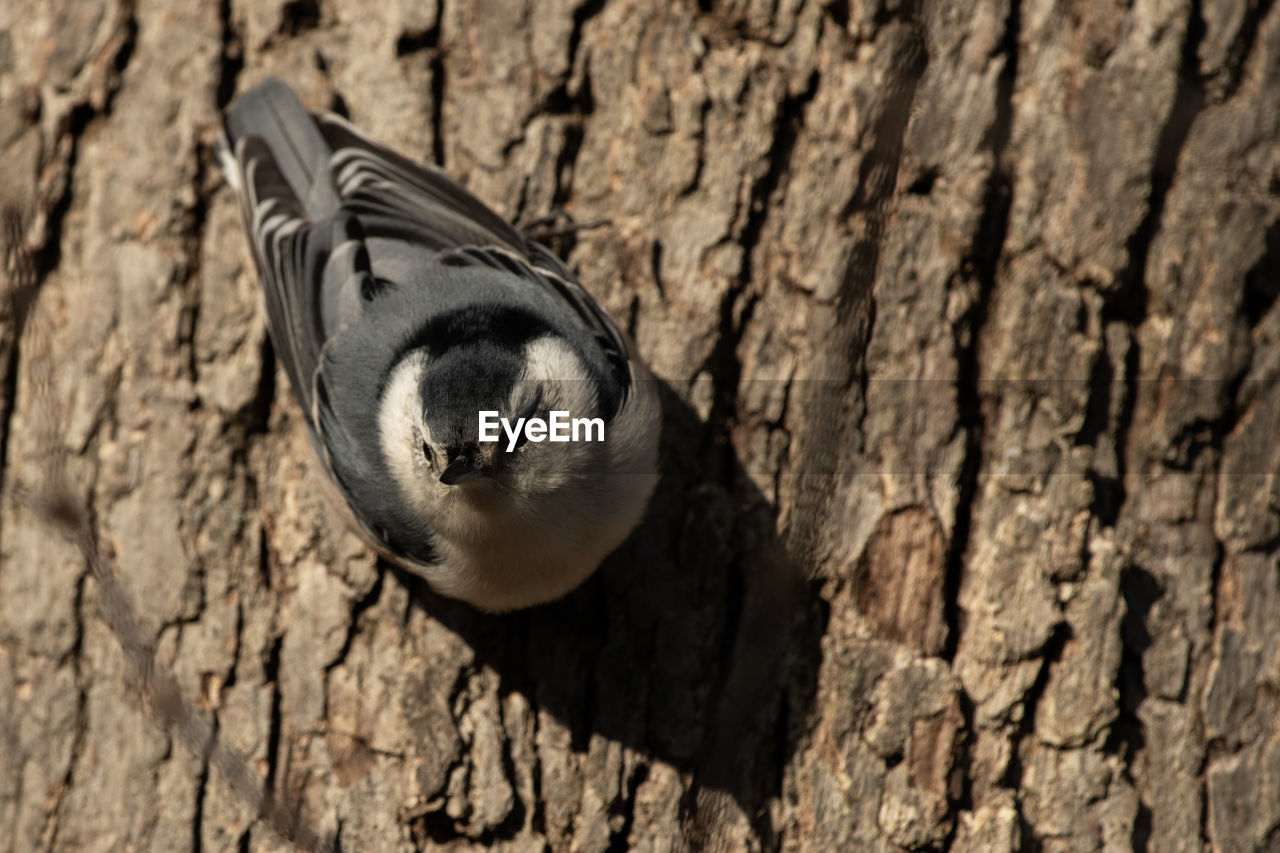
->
xmin=220 ymin=78 xmax=659 ymax=611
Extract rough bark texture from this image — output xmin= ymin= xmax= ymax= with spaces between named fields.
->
xmin=2 ymin=0 xmax=1280 ymax=850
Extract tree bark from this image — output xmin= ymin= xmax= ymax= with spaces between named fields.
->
xmin=2 ymin=0 xmax=1279 ymax=850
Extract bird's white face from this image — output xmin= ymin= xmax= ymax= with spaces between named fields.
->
xmin=378 ymin=337 xmax=603 ymax=539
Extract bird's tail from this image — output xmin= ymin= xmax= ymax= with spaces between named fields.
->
xmin=221 ymin=77 xmax=338 ymax=219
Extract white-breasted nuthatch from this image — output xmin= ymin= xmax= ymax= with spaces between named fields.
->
xmin=219 ymin=78 xmax=660 ymax=611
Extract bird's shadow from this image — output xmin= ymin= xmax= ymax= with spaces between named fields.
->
xmin=396 ymin=378 xmax=823 ymax=841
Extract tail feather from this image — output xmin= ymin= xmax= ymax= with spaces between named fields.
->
xmin=223 ymin=77 xmax=338 ymax=219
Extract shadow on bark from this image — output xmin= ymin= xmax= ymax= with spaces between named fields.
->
xmin=395 ymin=379 xmax=818 ymax=844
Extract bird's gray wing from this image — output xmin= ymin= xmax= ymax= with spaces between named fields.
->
xmin=222 ymin=78 xmax=384 ymax=418
xmin=231 ymin=137 xmax=378 ymax=416
xmin=221 ymin=81 xmax=456 ymax=568
xmin=316 ymin=114 xmax=527 ymax=252
xmin=230 ymin=142 xmax=396 ymax=542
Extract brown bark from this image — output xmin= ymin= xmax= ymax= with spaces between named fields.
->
xmin=2 ymin=0 xmax=1280 ymax=850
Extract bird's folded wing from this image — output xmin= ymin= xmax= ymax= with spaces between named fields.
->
xmin=234 ymin=135 xmax=378 ymax=415
xmin=318 ymin=114 xmax=526 ymax=253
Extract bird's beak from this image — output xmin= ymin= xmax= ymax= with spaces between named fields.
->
xmin=439 ymin=455 xmax=484 ymax=486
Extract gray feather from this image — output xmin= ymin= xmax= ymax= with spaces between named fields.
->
xmin=223 ymin=78 xmax=339 ymax=219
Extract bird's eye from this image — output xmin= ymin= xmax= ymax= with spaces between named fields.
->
xmin=421 ymin=440 xmax=435 ymax=465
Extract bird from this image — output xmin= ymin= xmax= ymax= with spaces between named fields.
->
xmin=218 ymin=78 xmax=660 ymax=611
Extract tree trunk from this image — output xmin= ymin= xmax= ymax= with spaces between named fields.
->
xmin=2 ymin=0 xmax=1279 ymax=850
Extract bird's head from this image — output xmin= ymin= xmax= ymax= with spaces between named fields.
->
xmin=379 ymin=336 xmax=603 ymax=527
